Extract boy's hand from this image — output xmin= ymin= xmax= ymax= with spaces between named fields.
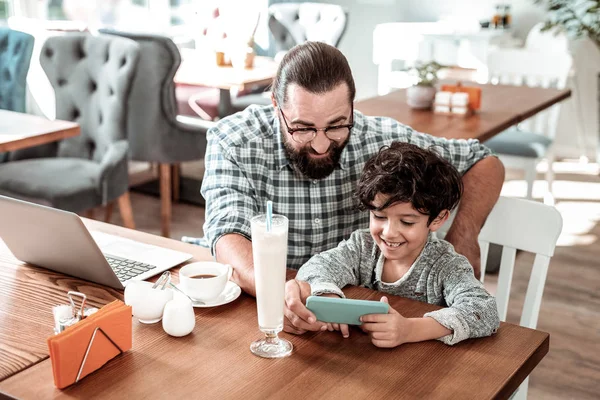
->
xmin=319 ymin=293 xmax=350 ymax=338
xmin=360 ymin=296 xmax=410 ymax=348
xmin=284 ymin=279 xmax=327 ymax=335
xmin=326 ymin=322 xmax=350 ymax=338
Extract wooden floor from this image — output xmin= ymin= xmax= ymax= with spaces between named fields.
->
xmin=109 ymin=162 xmax=600 ymax=400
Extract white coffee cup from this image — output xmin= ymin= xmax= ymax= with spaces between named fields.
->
xmin=179 ymin=262 xmax=232 ymax=302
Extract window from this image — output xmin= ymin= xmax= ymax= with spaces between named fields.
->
xmin=169 ymin=0 xmax=193 ymax=26
xmin=47 ymin=0 xmax=67 ymax=20
xmin=0 ymin=0 xmax=11 ymax=20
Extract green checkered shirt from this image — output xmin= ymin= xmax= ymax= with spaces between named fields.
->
xmin=201 ymin=105 xmax=492 ymax=269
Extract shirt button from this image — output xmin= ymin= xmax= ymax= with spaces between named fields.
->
xmin=312 ymin=180 xmax=318 ymax=185
xmin=314 ymin=218 xmax=321 ymax=224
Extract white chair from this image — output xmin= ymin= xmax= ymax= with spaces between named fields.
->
xmin=373 ymin=23 xmax=425 ymax=95
xmin=525 ymin=23 xmax=588 ymax=163
xmin=481 ymin=196 xmax=562 ymax=399
xmin=439 ymin=196 xmax=562 ymax=399
xmin=485 ymin=48 xmax=572 ymax=201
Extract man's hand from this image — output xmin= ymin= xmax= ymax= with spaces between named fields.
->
xmin=283 ymin=280 xmax=327 ymax=334
xmin=445 ymin=231 xmax=481 ymax=278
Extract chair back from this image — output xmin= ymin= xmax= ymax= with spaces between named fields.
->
xmin=99 ymin=30 xmax=209 ymax=163
xmin=478 ymin=197 xmax=562 ymax=329
xmin=39 ymin=33 xmax=139 ymax=163
xmin=487 ymin=48 xmax=572 ymax=140
xmin=0 ymin=27 xmax=34 ymax=113
xmin=268 ymin=3 xmax=348 ymax=52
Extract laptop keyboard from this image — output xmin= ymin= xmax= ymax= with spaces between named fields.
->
xmin=105 ymin=255 xmax=156 ymax=282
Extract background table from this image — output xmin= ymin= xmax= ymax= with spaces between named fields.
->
xmin=0 ymin=110 xmax=80 ymax=152
xmin=355 ymin=84 xmax=571 ymax=142
xmin=174 ymin=49 xmax=278 ymax=118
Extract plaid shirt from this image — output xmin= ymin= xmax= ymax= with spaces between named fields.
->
xmin=201 ymin=105 xmax=493 ymax=270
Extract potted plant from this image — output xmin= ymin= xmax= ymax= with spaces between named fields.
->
xmin=534 ymin=0 xmax=599 ymax=50
xmin=405 ymin=61 xmax=444 ymax=109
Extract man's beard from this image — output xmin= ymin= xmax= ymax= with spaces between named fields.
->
xmin=282 ymin=132 xmax=348 ymax=180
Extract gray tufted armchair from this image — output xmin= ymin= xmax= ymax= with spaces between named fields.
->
xmin=0 ymin=34 xmax=140 ymax=228
xmin=268 ymin=2 xmax=348 ymax=53
xmin=99 ymin=29 xmax=214 ymax=238
xmin=230 ymin=2 xmax=348 ymax=113
xmin=0 ymin=27 xmax=34 ymax=113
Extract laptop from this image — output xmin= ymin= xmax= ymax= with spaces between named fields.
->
xmin=0 ymin=195 xmax=192 ymax=289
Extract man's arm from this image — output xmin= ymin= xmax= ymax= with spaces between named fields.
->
xmin=444 ymin=156 xmax=505 ymax=278
xmin=215 ymin=234 xmax=256 ymax=296
xmin=201 ymin=121 xmax=259 ymax=296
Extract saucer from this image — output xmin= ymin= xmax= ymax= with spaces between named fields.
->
xmin=174 ymin=281 xmax=241 ymax=308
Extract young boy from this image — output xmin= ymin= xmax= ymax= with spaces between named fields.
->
xmin=293 ymin=142 xmax=500 ymax=347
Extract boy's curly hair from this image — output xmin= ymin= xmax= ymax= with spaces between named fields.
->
xmin=356 ymin=142 xmax=463 ymax=225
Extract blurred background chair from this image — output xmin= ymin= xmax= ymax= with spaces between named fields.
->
xmin=0 ymin=33 xmax=139 ymax=228
xmin=0 ymin=27 xmax=34 ymax=113
xmin=485 ymin=48 xmax=572 ymax=201
xmin=268 ymin=2 xmax=348 ymax=53
xmin=230 ymin=2 xmax=349 ymax=113
xmin=100 ymin=29 xmax=214 ymax=238
xmin=0 ymin=28 xmax=35 ymax=163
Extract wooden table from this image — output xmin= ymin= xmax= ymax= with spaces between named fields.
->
xmin=0 ymin=110 xmax=80 ymax=152
xmin=0 ymin=220 xmax=549 ymax=399
xmin=174 ymin=49 xmax=278 ymax=118
xmin=355 ymin=84 xmax=571 ymax=142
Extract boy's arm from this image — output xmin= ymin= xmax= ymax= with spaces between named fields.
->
xmin=423 ymin=257 xmax=500 ymax=345
xmin=285 ymin=231 xmax=366 ymax=334
xmin=295 ymin=230 xmax=366 ymax=297
xmin=405 ymin=128 xmax=505 ymax=278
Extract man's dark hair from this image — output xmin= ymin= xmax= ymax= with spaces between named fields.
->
xmin=272 ymin=41 xmax=356 ymax=106
xmin=356 ymin=142 xmax=463 ymax=226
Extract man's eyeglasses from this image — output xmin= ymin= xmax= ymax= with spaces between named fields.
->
xmin=279 ymin=107 xmax=354 ymax=144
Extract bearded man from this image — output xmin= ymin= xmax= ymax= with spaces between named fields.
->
xmin=200 ymin=42 xmax=504 ymax=317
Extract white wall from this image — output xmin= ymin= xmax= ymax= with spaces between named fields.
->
xmin=323 ymin=0 xmax=599 ymax=160
xmin=313 ymin=0 xmax=408 ymax=101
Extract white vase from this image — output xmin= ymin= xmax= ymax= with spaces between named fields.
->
xmin=407 ymin=85 xmax=437 ymax=109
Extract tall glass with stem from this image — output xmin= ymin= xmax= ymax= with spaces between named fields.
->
xmin=250 ymin=202 xmax=292 ymax=358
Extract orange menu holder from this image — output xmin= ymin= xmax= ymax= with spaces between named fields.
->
xmin=441 ymin=82 xmax=482 ymax=111
xmin=47 ymin=300 xmax=132 ymax=389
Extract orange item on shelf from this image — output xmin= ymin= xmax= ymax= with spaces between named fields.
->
xmin=47 ymin=300 xmax=132 ymax=389
xmin=441 ymin=83 xmax=482 ymax=111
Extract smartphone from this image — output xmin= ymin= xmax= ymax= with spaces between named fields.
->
xmin=305 ymin=296 xmax=389 ymax=325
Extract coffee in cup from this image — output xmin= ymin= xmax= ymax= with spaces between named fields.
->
xmin=179 ymin=262 xmax=232 ymax=302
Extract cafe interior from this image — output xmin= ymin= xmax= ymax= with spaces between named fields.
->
xmin=0 ymin=0 xmax=598 ymax=399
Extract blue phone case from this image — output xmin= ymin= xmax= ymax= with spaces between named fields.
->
xmin=305 ymin=296 xmax=389 ymax=325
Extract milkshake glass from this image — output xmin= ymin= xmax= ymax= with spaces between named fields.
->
xmin=250 ymin=213 xmax=292 ymax=358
